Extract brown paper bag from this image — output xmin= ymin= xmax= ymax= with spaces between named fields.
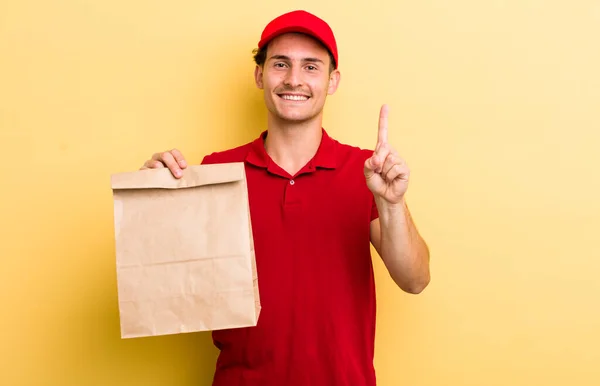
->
xmin=110 ymin=162 xmax=260 ymax=339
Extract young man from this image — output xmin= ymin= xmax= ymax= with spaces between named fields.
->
xmin=141 ymin=10 xmax=430 ymax=386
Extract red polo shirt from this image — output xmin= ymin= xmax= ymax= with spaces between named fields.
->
xmin=201 ymin=129 xmax=379 ymax=386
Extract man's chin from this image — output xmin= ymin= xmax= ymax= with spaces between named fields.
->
xmin=274 ymin=108 xmax=322 ymax=123
xmin=275 ymin=113 xmax=314 ymax=123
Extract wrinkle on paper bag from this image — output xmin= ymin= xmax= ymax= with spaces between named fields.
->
xmin=111 ymin=162 xmax=260 ymax=338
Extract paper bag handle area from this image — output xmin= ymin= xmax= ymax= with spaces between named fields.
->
xmin=111 ymin=162 xmax=245 ymax=190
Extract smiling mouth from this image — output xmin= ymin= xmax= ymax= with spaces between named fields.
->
xmin=278 ymin=94 xmax=310 ymax=101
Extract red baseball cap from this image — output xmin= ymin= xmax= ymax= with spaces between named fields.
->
xmin=257 ymin=10 xmax=339 ymax=69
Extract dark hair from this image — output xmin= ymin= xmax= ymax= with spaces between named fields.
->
xmin=252 ymin=42 xmax=336 ymax=73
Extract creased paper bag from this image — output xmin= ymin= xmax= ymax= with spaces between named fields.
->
xmin=110 ymin=162 xmax=260 ymax=339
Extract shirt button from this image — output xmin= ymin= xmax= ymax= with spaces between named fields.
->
xmin=290 ymin=180 xmax=295 ymax=185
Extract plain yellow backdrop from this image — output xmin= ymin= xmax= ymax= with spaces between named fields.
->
xmin=2 ymin=1 xmax=599 ymax=385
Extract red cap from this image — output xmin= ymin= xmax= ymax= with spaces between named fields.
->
xmin=257 ymin=10 xmax=339 ymax=69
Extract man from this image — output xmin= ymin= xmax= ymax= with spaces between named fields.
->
xmin=141 ymin=9 xmax=430 ymax=386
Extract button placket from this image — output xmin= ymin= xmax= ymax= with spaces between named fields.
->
xmin=283 ymin=177 xmax=301 ymax=207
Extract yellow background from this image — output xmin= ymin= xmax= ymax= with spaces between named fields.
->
xmin=2 ymin=0 xmax=599 ymax=385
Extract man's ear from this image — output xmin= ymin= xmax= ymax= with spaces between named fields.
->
xmin=254 ymin=65 xmax=264 ymax=89
xmin=327 ymin=69 xmax=341 ymax=95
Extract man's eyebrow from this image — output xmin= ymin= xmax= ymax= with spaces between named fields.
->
xmin=269 ymin=54 xmax=291 ymax=61
xmin=303 ymin=57 xmax=325 ymax=64
xmin=268 ymin=55 xmax=325 ymax=64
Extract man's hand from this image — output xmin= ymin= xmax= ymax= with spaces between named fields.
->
xmin=364 ymin=104 xmax=410 ymax=205
xmin=141 ymin=148 xmax=187 ymax=178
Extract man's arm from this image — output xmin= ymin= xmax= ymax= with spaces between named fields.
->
xmin=364 ymin=104 xmax=431 ymax=294
xmin=370 ymin=199 xmax=430 ymax=294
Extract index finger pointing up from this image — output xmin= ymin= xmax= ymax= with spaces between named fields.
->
xmin=378 ymin=104 xmax=389 ymax=145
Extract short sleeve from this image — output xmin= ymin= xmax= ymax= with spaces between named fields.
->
xmin=200 ymin=153 xmax=216 ymax=165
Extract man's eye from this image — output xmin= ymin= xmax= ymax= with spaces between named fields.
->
xmin=307 ymin=66 xmax=316 ymax=71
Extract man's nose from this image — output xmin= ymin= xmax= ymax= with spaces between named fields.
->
xmin=283 ymin=65 xmax=302 ymax=87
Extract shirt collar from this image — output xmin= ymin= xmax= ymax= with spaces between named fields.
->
xmin=245 ymin=128 xmax=337 ymax=170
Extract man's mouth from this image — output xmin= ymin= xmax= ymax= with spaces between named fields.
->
xmin=278 ymin=93 xmax=310 ymax=101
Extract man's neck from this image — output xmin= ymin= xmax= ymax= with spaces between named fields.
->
xmin=264 ymin=114 xmax=323 ymax=177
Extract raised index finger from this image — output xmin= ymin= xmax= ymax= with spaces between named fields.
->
xmin=378 ymin=104 xmax=389 ymax=145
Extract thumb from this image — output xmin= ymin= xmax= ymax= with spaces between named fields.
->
xmin=364 ymin=155 xmax=379 ymax=178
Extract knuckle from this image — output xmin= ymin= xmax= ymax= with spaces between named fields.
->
xmin=160 ymin=151 xmax=175 ymax=163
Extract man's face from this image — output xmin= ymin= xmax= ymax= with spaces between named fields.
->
xmin=254 ymin=33 xmax=340 ymax=124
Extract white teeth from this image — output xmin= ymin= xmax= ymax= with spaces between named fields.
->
xmin=281 ymin=95 xmax=308 ymax=101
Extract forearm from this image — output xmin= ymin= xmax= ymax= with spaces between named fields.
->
xmin=376 ymin=197 xmax=430 ymax=294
